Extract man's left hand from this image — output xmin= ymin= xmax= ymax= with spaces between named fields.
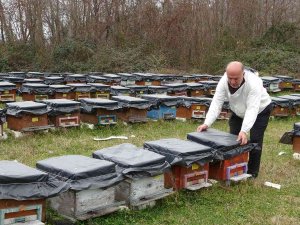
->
xmin=236 ymin=131 xmax=248 ymax=145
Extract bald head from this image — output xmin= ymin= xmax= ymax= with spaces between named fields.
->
xmin=226 ymin=61 xmax=245 ymax=88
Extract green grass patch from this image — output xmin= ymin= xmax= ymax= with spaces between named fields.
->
xmin=0 ymin=118 xmax=299 ymax=225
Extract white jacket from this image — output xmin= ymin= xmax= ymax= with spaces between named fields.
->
xmin=204 ymin=70 xmax=271 ymax=133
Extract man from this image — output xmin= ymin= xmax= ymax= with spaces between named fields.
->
xmin=197 ymin=61 xmax=272 ymax=178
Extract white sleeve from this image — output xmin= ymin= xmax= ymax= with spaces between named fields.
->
xmin=204 ymin=79 xmax=226 ymax=127
xmin=240 ymin=84 xmax=262 ymax=133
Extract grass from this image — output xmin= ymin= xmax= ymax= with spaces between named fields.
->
xmin=0 ymin=117 xmax=300 ymax=225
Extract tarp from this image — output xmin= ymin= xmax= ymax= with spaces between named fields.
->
xmin=3 ymin=76 xmax=24 ymax=83
xmin=0 ymin=160 xmax=69 ymax=200
xmin=65 ymin=74 xmax=87 ymax=82
xmin=26 ymin=72 xmax=45 ymax=79
xmin=187 ymin=129 xmax=258 ymax=160
xmin=151 ymin=73 xmax=171 ymax=81
xmin=66 ymin=83 xmax=91 ymax=92
xmin=44 ymin=76 xmax=65 ymax=85
xmin=274 ymin=75 xmax=293 ymax=81
xmin=141 ymin=94 xmax=178 ymax=107
xmin=49 ymin=85 xmax=73 ymax=93
xmin=199 ymin=81 xmax=218 ymax=90
xmin=178 ymin=97 xmax=212 ymax=108
xmin=164 ymin=83 xmax=187 ymax=92
xmin=147 ymin=86 xmax=168 ymax=94
xmin=8 ymin=72 xmax=26 ymax=78
xmin=185 ymin=82 xmax=205 ymax=90
xmin=271 ymin=97 xmax=290 ymax=108
xmin=36 ymin=155 xmax=122 ymax=191
xmin=127 ymin=85 xmax=148 ymax=94
xmin=86 ymin=75 xmax=108 ymax=83
xmin=133 ymin=73 xmax=154 ymax=81
xmin=280 ymin=122 xmax=300 ymax=144
xmin=93 ymin=143 xmax=170 ymax=178
xmin=0 ymin=82 xmax=16 ymax=91
xmin=0 ymin=108 xmax=6 ymax=124
xmin=24 ymin=79 xmax=43 ymax=83
xmin=110 ymin=86 xmax=130 ymax=95
xmin=278 ymin=95 xmax=300 ymax=107
xmin=88 ymin=83 xmax=111 ymax=92
xmin=40 ymin=99 xmax=80 ymax=116
xmin=112 ymin=96 xmax=151 ymax=109
xmin=182 ymin=75 xmax=196 ymax=82
xmin=210 ymin=76 xmax=222 ymax=81
xmin=292 ymin=79 xmax=300 ymax=84
xmin=143 ymin=138 xmax=214 ymax=166
xmin=6 ymin=101 xmax=49 ymax=117
xmin=102 ymin=74 xmax=121 ymax=82
xmin=261 ymin=76 xmax=280 ymax=85
xmin=20 ymin=83 xmax=50 ymax=94
xmin=88 ymin=72 xmax=103 ymax=76
xmin=44 ymin=73 xmax=62 ymax=77
xmin=80 ymin=98 xmax=120 ymax=113
xmin=117 ymin=73 xmax=137 ymax=81
xmin=192 ymin=74 xmax=212 ymax=80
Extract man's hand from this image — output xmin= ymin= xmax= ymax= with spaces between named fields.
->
xmin=197 ymin=124 xmax=208 ymax=132
xmin=236 ymin=131 xmax=248 ymax=145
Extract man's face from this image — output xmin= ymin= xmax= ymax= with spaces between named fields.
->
xmin=227 ymin=69 xmax=244 ymax=88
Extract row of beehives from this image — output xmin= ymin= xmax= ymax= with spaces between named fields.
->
xmin=1 ymin=71 xmax=297 ymax=87
xmin=261 ymin=75 xmax=300 ymax=93
xmin=0 ymin=128 xmax=254 ymax=224
xmin=0 ymin=80 xmax=217 ymax=103
xmin=0 ymin=72 xmax=298 ymax=102
xmin=0 ymin=71 xmax=224 ymax=86
xmin=0 ymin=95 xmax=232 ymax=133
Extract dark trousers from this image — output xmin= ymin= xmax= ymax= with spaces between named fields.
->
xmin=228 ymin=104 xmax=272 ymax=176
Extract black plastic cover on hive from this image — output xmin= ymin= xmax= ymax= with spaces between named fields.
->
xmin=178 ymin=96 xmax=212 ymax=108
xmin=6 ymin=101 xmax=49 ymax=116
xmin=93 ymin=143 xmax=169 ymax=178
xmin=41 ymin=99 xmax=80 ymax=115
xmin=0 ymin=160 xmax=69 ymax=200
xmin=112 ymin=96 xmax=151 ymax=109
xmin=66 ymin=83 xmax=91 ymax=92
xmin=271 ymin=97 xmax=290 ymax=108
xmin=49 ymin=85 xmax=73 ymax=93
xmin=0 ymin=82 xmax=16 ymax=91
xmin=144 ymin=138 xmax=214 ymax=166
xmin=141 ymin=94 xmax=178 ymax=107
xmin=187 ymin=129 xmax=257 ymax=160
xmin=44 ymin=76 xmax=65 ymax=85
xmin=36 ymin=155 xmax=121 ymax=190
xmin=86 ymin=75 xmax=108 ymax=83
xmin=88 ymin=83 xmax=111 ymax=92
xmin=80 ymin=98 xmax=119 ymax=113
xmin=21 ymin=83 xmax=50 ymax=94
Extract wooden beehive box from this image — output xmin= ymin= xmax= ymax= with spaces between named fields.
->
xmin=0 ymin=199 xmax=46 ymax=225
xmin=164 ymin=163 xmax=210 ymax=191
xmin=48 ymin=187 xmax=118 ymax=221
xmin=80 ymin=98 xmax=119 ymax=125
xmin=49 ymin=85 xmax=73 ymax=99
xmin=37 ymin=155 xmax=124 ymax=221
xmin=209 ymin=152 xmax=249 ymax=181
xmin=112 ymin=96 xmax=149 ymax=123
xmin=0 ymin=82 xmax=16 ymax=102
xmin=6 ymin=101 xmax=50 ymax=132
xmin=176 ymin=97 xmax=211 ymax=119
xmin=21 ymin=83 xmax=49 ymax=101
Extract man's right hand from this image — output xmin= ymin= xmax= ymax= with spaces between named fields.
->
xmin=197 ymin=124 xmax=208 ymax=132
